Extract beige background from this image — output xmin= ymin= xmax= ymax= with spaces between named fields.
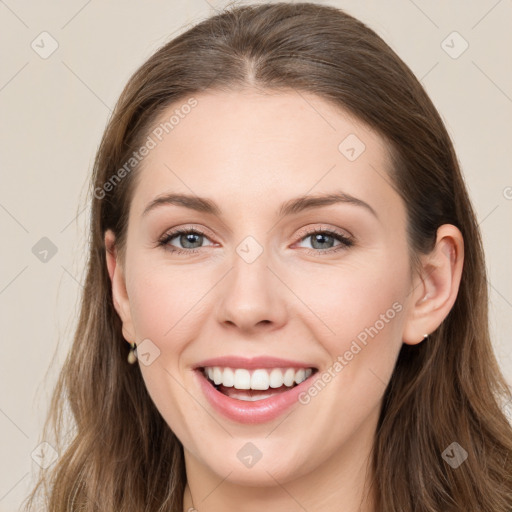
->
xmin=1 ymin=0 xmax=511 ymax=510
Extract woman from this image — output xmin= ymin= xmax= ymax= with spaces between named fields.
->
xmin=24 ymin=2 xmax=512 ymax=511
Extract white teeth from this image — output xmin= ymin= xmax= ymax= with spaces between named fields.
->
xmin=213 ymin=367 xmax=223 ymax=385
xmin=234 ymin=369 xmax=251 ymax=389
xmin=202 ymin=366 xmax=314 ymax=390
xmin=283 ymin=368 xmax=295 ymax=386
xmin=251 ymin=369 xmax=270 ymax=390
xmin=222 ymin=367 xmax=235 ymax=387
xmin=294 ymin=368 xmax=305 ymax=384
xmin=269 ymin=368 xmax=284 ymax=388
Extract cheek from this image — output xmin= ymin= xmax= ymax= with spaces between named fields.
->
xmin=286 ymin=259 xmax=409 ymax=443
xmin=287 ymin=255 xmax=410 ymax=395
xmin=294 ymin=255 xmax=408 ymax=338
xmin=124 ymin=260 xmax=210 ymax=444
xmin=125 ymin=256 xmax=211 ymax=343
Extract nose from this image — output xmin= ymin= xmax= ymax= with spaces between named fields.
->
xmin=216 ymin=245 xmax=288 ymax=334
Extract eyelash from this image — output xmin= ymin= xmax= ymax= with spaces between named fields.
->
xmin=157 ymin=226 xmax=354 ymax=256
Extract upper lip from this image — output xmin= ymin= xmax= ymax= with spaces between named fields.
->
xmin=194 ymin=356 xmax=318 ymax=370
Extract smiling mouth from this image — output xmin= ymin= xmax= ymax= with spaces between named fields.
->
xmin=199 ymin=366 xmax=318 ymax=401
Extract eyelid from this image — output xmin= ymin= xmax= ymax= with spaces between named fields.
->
xmin=158 ymin=224 xmax=212 ymax=241
xmin=157 ymin=223 xmax=355 ymax=255
xmin=157 ymin=225 xmax=214 ymax=251
xmin=291 ymin=225 xmax=354 ymax=254
xmin=296 ymin=223 xmax=354 ymax=240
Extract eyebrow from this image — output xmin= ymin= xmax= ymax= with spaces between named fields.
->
xmin=142 ymin=191 xmax=378 ymax=219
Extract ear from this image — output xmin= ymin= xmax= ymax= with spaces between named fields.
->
xmin=402 ymin=224 xmax=464 ymax=345
xmin=104 ymin=229 xmax=135 ymax=344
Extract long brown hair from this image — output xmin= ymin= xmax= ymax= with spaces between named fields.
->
xmin=23 ymin=3 xmax=512 ymax=511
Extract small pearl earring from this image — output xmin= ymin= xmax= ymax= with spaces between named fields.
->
xmin=423 ymin=333 xmax=429 ymax=340
xmin=127 ymin=342 xmax=137 ymax=364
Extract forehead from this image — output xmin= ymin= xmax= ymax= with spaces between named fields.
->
xmin=129 ymin=89 xmax=399 ymax=222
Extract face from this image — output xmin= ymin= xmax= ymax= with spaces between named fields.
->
xmin=110 ymin=89 xmax=418 ymax=487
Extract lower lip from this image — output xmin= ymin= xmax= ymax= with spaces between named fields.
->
xmin=194 ymin=369 xmax=318 ymax=424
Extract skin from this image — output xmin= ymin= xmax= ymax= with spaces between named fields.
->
xmin=105 ymin=89 xmax=464 ymax=512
